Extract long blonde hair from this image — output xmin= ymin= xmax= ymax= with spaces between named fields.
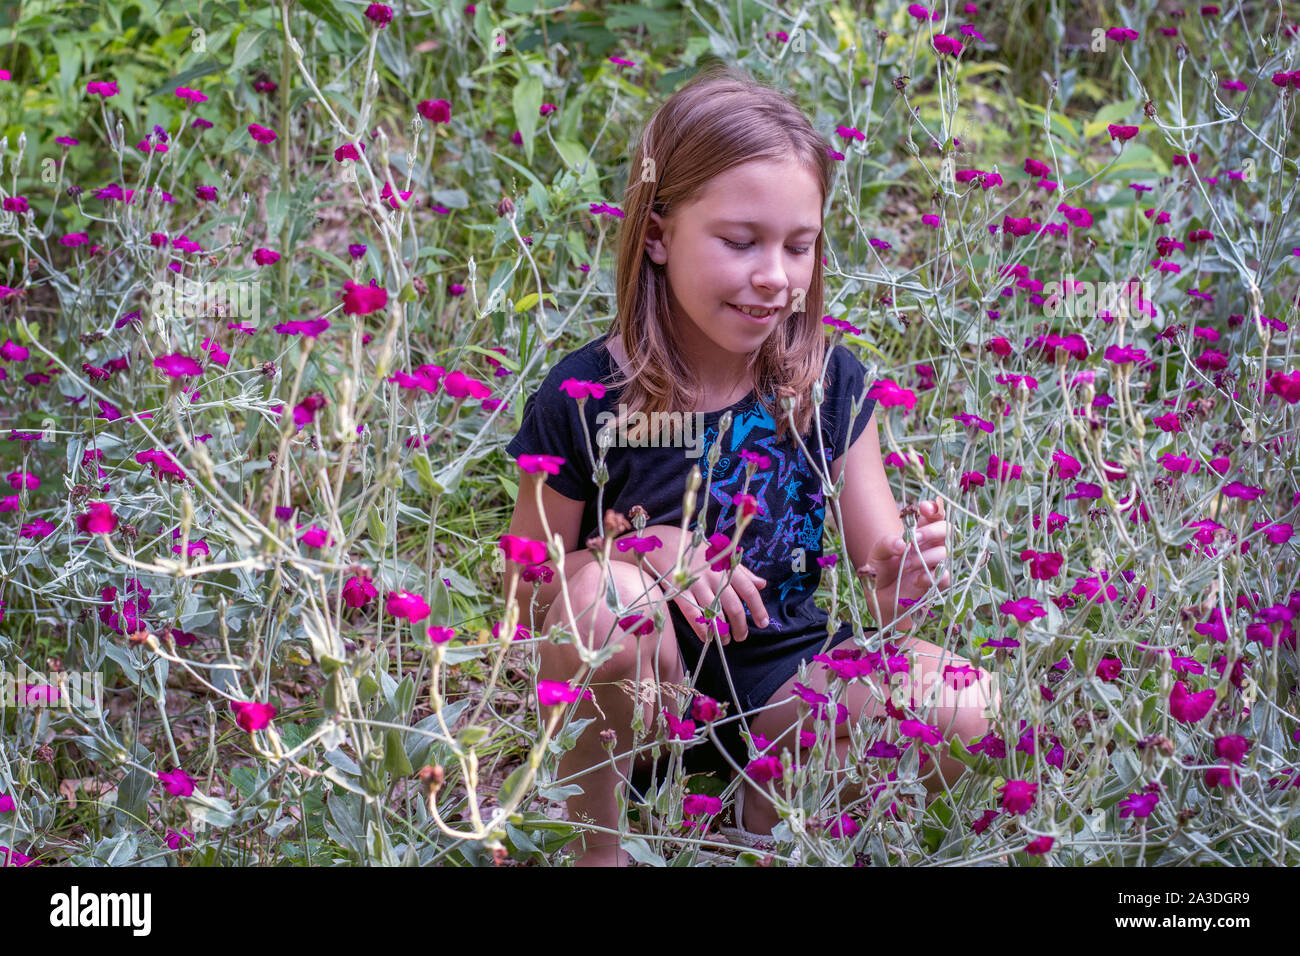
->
xmin=608 ymin=62 xmax=837 ymax=446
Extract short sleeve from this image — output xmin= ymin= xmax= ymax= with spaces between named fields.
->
xmin=504 ymin=374 xmax=597 ymax=502
xmin=821 ymin=345 xmax=877 ymax=461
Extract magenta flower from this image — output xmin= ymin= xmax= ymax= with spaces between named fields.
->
xmin=1119 ymin=789 xmax=1160 ymax=820
xmin=999 ymin=597 xmax=1047 ymax=622
xmin=824 ymin=813 xmax=861 ymax=838
xmin=165 ymin=828 xmax=195 ymax=850
xmin=499 ymin=533 xmax=547 ymax=566
xmin=558 ymin=378 xmax=606 ymax=401
xmin=253 ymin=248 xmax=280 ymax=265
xmin=342 ymin=279 xmax=388 ymax=315
xmin=900 ymin=719 xmax=942 ymax=746
xmin=746 ymin=754 xmax=783 ymax=784
xmin=867 ymin=379 xmax=917 ymax=410
xmin=0 ymin=794 xmax=14 ymax=812
xmin=364 ymin=3 xmax=393 ymax=26
xmin=517 ymin=454 xmax=564 ymax=475
xmin=343 ymin=574 xmax=378 ymax=608
xmin=1095 ymin=658 xmax=1123 ymax=682
xmin=1 ymin=340 xmax=30 ymax=362
xmin=195 ymin=185 xmax=218 ymax=202
xmin=154 ymin=354 xmax=203 ymax=378
xmin=1169 ymin=680 xmax=1216 ymax=723
xmin=386 ymin=590 xmax=431 ymax=622
xmin=537 ymin=679 xmax=591 ymax=707
xmin=299 ymin=525 xmax=333 ymax=548
xmin=1215 ymin=734 xmax=1251 ymax=765
xmin=76 ymin=502 xmax=118 ymax=535
xmin=442 ymin=370 xmax=492 ymax=399
xmin=427 ymin=625 xmax=456 ymax=644
xmin=999 ymin=779 xmax=1037 ymax=815
xmin=157 ymin=768 xmax=196 ymax=797
xmin=683 ymin=794 xmax=723 ymax=817
xmin=1108 ymin=124 xmax=1139 ymax=141
xmin=274 ymin=317 xmax=330 ymax=337
xmin=248 ymin=123 xmax=277 ymax=143
xmin=417 ymin=99 xmax=452 ymax=123
xmin=1025 ymin=835 xmax=1054 ymax=854
xmin=692 ymin=695 xmax=721 ymax=723
xmin=703 ymin=532 xmax=735 ymax=572
xmin=231 ymin=701 xmax=277 ymax=732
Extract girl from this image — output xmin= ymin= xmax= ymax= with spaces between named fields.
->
xmin=504 ymin=65 xmax=995 ymax=866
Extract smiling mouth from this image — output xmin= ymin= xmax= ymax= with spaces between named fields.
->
xmin=727 ymin=303 xmax=780 ymax=319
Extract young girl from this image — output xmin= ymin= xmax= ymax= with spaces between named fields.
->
xmin=504 ymin=65 xmax=995 ymax=866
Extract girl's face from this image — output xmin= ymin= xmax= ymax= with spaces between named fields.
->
xmin=644 ymin=158 xmax=823 ymax=367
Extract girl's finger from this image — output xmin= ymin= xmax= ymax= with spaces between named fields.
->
xmin=734 ymin=571 xmax=770 ymax=628
xmin=718 ymin=585 xmax=748 ymax=642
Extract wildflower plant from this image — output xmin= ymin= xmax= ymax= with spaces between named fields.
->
xmin=0 ymin=0 xmax=1295 ymax=868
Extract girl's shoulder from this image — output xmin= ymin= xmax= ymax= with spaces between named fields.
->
xmin=529 ymin=332 xmax=622 ymax=399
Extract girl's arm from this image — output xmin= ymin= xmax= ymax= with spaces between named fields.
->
xmin=831 ymin=412 xmax=950 ymax=632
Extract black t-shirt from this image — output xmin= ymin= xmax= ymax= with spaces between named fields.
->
xmin=504 ymin=331 xmax=877 ymax=640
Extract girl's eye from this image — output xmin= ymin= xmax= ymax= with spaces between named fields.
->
xmin=723 ymin=239 xmax=811 ymax=255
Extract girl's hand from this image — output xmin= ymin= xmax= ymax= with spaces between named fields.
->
xmin=637 ymin=524 xmax=769 ymax=645
xmin=856 ymin=499 xmax=951 ymax=602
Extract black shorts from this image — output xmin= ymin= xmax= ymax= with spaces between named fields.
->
xmin=631 ymin=602 xmax=879 ymax=786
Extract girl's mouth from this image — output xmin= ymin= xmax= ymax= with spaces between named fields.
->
xmin=727 ymin=303 xmax=779 ymax=322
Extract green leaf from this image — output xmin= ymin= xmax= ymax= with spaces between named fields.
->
xmin=512 ymin=74 xmax=544 ymax=165
xmin=458 ymin=725 xmax=490 ymax=747
xmin=186 ymin=793 xmax=237 ymax=829
xmin=357 ymin=672 xmax=380 ymax=702
xmin=383 ymin=728 xmax=413 ymax=775
xmin=620 ymin=836 xmax=666 ymax=866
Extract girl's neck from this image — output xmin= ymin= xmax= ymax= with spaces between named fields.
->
xmin=605 ymin=333 xmax=753 ymax=414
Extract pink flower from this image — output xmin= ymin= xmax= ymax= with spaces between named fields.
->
xmin=157 ymin=768 xmax=196 ymax=796
xmin=386 ymin=590 xmax=431 ymax=622
xmin=343 ymin=575 xmax=378 ymax=608
xmin=692 ymin=695 xmax=721 ymax=723
xmin=703 ymin=532 xmax=734 ymax=572
xmin=364 ymin=3 xmax=393 ymax=26
xmin=665 ymin=713 xmax=695 ymax=741
xmin=253 ymin=248 xmax=280 ymax=265
xmin=999 ymin=779 xmax=1037 ymax=815
xmin=299 ymin=525 xmax=333 ymax=548
xmin=76 ymin=502 xmax=118 ymax=535
xmin=558 ymin=378 xmax=606 ymax=401
xmin=1119 ymin=790 xmax=1160 ymax=819
xmin=154 ymin=354 xmax=203 ymax=378
xmin=1095 ymin=658 xmax=1123 ymax=681
xmin=165 ymin=828 xmax=194 ymax=850
xmin=1025 ymin=835 xmax=1054 ymax=854
xmin=248 ymin=123 xmax=277 ymax=143
xmin=868 ymin=379 xmax=917 ymax=409
xmin=537 ymin=679 xmax=592 ymax=707
xmin=417 ymin=99 xmax=452 ymax=123
xmin=900 ymin=720 xmax=942 ymax=746
xmin=1169 ymin=680 xmax=1216 ymax=723
xmin=231 ymin=701 xmax=277 ymax=732
xmin=1108 ymin=124 xmax=1139 ymax=141
xmin=517 ymin=454 xmax=564 ymax=475
xmin=442 ymin=369 xmax=492 ymax=399
xmin=341 ymin=279 xmax=388 ymax=316
xmin=683 ymin=794 xmax=723 ymax=817
xmin=746 ymin=754 xmax=783 ymax=783
xmin=499 ymin=533 xmax=547 ymax=566
xmin=1214 ymin=734 xmax=1251 ymax=765
xmin=427 ymin=625 xmax=456 ymax=644
xmin=0 ymin=794 xmax=15 ymax=812
xmin=824 ymin=813 xmax=861 ymax=838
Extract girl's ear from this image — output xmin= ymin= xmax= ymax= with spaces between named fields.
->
xmin=644 ymin=212 xmax=670 ymax=265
